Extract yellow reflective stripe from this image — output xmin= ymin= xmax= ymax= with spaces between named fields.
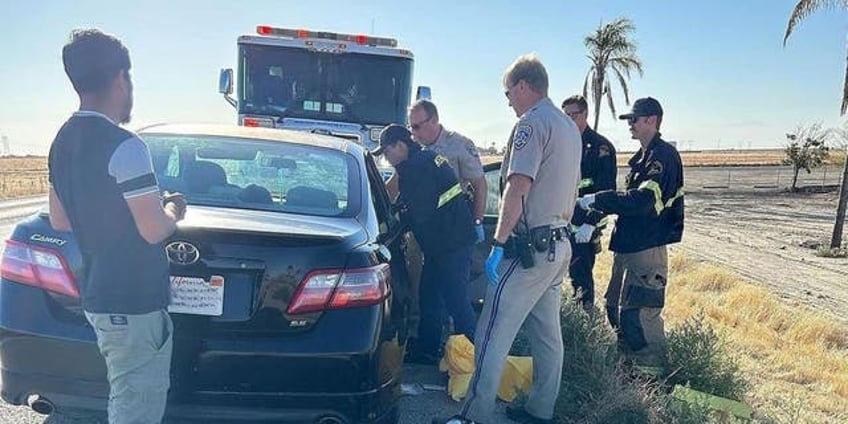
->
xmin=665 ymin=187 xmax=684 ymax=207
xmin=578 ymin=178 xmax=594 ymax=189
xmin=638 ymin=180 xmax=664 ymax=215
xmin=597 ymin=216 xmax=609 ymax=227
xmin=437 ymin=183 xmax=463 ymax=208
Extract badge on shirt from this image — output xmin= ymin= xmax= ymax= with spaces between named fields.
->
xmin=434 ymin=154 xmax=449 ymax=168
xmin=513 ymin=125 xmax=533 ymax=150
xmin=109 ymin=315 xmax=128 ymax=326
xmin=599 ymin=144 xmax=611 ymax=157
xmin=646 ymin=160 xmax=664 ymax=176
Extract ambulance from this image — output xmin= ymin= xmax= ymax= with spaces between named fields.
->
xmin=219 ymin=25 xmax=429 ymax=152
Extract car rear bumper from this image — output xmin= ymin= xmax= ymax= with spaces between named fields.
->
xmin=0 ymin=281 xmax=403 ymax=423
xmin=0 ymin=328 xmax=400 ymax=423
xmin=2 ymin=373 xmax=397 ymax=423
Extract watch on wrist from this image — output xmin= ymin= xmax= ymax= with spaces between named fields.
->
xmin=492 ymin=238 xmax=506 ymax=247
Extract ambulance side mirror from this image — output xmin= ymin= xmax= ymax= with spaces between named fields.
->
xmin=416 ymin=86 xmax=431 ymax=101
xmin=218 ymin=69 xmax=234 ymax=95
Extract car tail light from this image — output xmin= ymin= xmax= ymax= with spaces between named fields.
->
xmin=242 ymin=117 xmax=275 ymax=128
xmin=287 ymin=264 xmax=390 ymax=315
xmin=1 ymin=239 xmax=79 ymax=298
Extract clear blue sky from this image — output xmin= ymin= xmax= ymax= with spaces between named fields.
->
xmin=1 ymin=0 xmax=846 ymax=155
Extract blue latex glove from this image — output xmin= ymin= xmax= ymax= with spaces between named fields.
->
xmin=486 ymin=246 xmax=504 ymax=286
xmin=474 ymin=223 xmax=485 ymax=244
xmin=576 ymin=194 xmax=596 ymax=210
xmin=574 ymin=224 xmax=595 ymax=243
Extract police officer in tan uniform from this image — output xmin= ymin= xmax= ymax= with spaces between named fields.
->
xmin=388 ymin=100 xmax=487 ymax=237
xmin=434 ymin=54 xmax=581 ymax=424
xmin=408 ymin=99 xmax=488 ymax=234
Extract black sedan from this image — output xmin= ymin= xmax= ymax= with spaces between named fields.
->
xmin=0 ymin=124 xmax=418 ymax=424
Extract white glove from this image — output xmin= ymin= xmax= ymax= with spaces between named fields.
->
xmin=574 ymin=224 xmax=595 ymax=244
xmin=576 ymin=194 xmax=596 ymax=210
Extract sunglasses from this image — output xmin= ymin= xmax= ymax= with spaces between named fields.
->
xmin=564 ymin=109 xmax=585 ymax=119
xmin=627 ymin=115 xmax=652 ymax=125
xmin=409 ymin=115 xmax=433 ymax=131
xmin=504 ymin=81 xmax=520 ymax=98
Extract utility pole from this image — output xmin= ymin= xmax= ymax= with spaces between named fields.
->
xmin=1 ymin=134 xmax=9 ymax=157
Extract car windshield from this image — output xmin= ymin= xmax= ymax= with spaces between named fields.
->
xmin=144 ymin=134 xmax=359 ymax=217
xmin=238 ymin=44 xmax=413 ymax=125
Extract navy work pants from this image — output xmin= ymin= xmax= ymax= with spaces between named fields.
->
xmin=416 ymin=245 xmax=476 ymax=356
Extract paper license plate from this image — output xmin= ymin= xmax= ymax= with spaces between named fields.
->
xmin=168 ymin=275 xmax=224 ymax=316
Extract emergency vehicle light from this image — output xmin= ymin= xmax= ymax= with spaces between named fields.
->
xmin=256 ymin=25 xmax=398 ymax=48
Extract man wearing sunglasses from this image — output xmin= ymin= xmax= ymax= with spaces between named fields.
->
xmin=575 ymin=97 xmax=685 ymax=372
xmin=405 ymin=99 xmax=487 ymax=243
xmin=435 ymin=54 xmax=582 ymax=424
xmin=561 ymin=95 xmax=618 ymax=314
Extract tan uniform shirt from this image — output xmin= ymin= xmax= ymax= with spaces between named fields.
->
xmin=424 ymin=127 xmax=485 ymax=182
xmin=501 ymin=97 xmax=581 ymax=230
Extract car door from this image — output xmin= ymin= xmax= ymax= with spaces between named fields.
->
xmin=469 ymin=161 xmax=502 ymax=307
xmin=363 ymin=153 xmax=415 ymax=337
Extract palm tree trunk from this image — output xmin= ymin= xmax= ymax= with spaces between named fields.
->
xmin=831 ymin=150 xmax=848 ymax=248
xmin=592 ymin=76 xmax=604 ymax=131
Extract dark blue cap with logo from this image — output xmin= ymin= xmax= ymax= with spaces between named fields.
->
xmin=372 ymin=124 xmax=413 ymax=155
xmin=618 ymin=97 xmax=663 ymax=120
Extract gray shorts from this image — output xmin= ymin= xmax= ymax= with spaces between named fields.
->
xmin=85 ymin=309 xmax=173 ymax=424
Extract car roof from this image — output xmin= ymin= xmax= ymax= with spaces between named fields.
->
xmin=137 ymin=123 xmax=365 ymax=155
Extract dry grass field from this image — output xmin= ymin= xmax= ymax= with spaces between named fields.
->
xmin=591 ymin=247 xmax=848 ymax=423
xmin=0 ymin=156 xmax=48 ymax=199
xmin=3 ymin=148 xmax=842 ymax=198
xmin=484 ymin=148 xmax=846 ymax=168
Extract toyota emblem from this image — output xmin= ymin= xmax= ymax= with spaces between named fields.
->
xmin=165 ymin=241 xmax=200 ymax=266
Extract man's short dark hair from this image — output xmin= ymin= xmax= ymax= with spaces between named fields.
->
xmin=62 ymin=29 xmax=131 ymax=95
xmin=561 ymin=95 xmax=588 ymax=112
xmin=410 ymin=99 xmax=439 ymax=121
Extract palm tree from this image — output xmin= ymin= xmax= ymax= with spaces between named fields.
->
xmin=784 ymin=0 xmax=848 ymax=249
xmin=583 ymin=17 xmax=644 ymax=130
xmin=784 ymin=0 xmax=848 ymax=114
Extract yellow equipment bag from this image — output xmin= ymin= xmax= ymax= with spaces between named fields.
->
xmin=438 ymin=335 xmax=533 ymax=402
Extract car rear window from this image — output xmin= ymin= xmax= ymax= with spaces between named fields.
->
xmin=144 ymin=134 xmax=360 ymax=217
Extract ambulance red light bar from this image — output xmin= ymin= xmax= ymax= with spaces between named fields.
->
xmin=255 ymin=25 xmax=398 ymax=47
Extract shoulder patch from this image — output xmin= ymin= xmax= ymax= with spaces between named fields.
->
xmin=513 ymin=125 xmax=533 ymax=150
xmin=646 ymin=160 xmax=663 ymax=176
xmin=464 ymin=140 xmax=480 ymax=158
xmin=599 ymin=144 xmax=610 ymax=157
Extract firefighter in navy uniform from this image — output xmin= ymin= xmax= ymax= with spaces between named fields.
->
xmin=373 ymin=124 xmax=478 ymax=365
xmin=577 ymin=97 xmax=684 ymax=370
xmin=562 ymin=95 xmax=617 ymax=311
